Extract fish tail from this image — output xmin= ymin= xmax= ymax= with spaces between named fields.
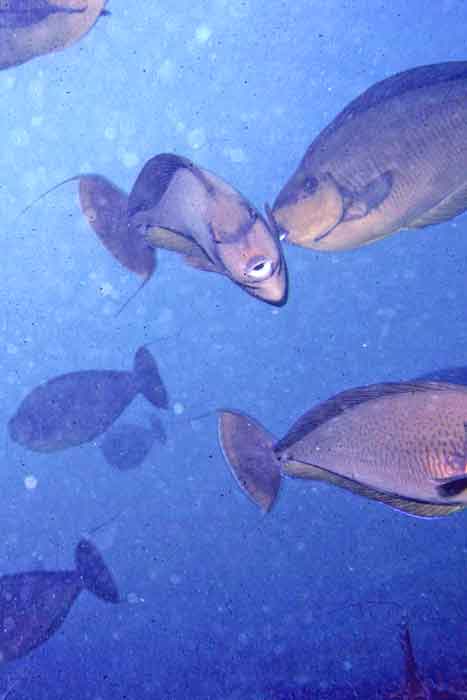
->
xmin=133 ymin=346 xmax=169 ymax=409
xmin=75 ymin=539 xmax=120 ymax=603
xmin=217 ymin=409 xmax=282 ymax=513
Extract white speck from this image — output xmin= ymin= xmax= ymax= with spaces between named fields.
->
xmin=362 ymin=343 xmax=368 ymax=348
xmin=173 ymin=402 xmax=184 ymax=416
xmin=127 ymin=592 xmax=144 ymax=604
xmin=187 ymin=128 xmax=206 ymax=150
xmin=170 ymin=573 xmax=182 ymax=585
xmin=120 ymin=151 xmax=139 ymax=169
xmin=24 ymin=475 xmax=38 ymax=490
xmin=195 ymin=24 xmax=212 ymax=44
xmin=6 ymin=343 xmax=18 ymax=355
xmin=99 ymin=282 xmax=115 ymax=298
xmin=224 ymin=146 xmax=247 ymax=163
xmin=157 ymin=59 xmax=175 ymax=83
xmin=104 ymin=126 xmax=117 ymax=140
xmin=343 ymin=660 xmax=352 ymax=672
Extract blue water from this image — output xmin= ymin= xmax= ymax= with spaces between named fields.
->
xmin=0 ymin=1 xmax=466 ymax=697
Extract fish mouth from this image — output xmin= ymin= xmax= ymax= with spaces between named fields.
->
xmin=242 ymin=257 xmax=289 ymax=306
xmin=264 ymin=202 xmax=289 ymax=242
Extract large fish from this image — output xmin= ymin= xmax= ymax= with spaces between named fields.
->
xmin=0 ymin=0 xmax=109 ymax=70
xmin=8 ymin=346 xmax=168 ymax=452
xmin=99 ymin=414 xmax=167 ymax=471
xmin=127 ymin=153 xmax=288 ymax=306
xmin=0 ymin=539 xmax=119 ymax=663
xmin=218 ymin=380 xmax=467 ymax=517
xmin=271 ymin=61 xmax=467 ymax=251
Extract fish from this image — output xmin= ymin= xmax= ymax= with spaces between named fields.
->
xmin=8 ymin=346 xmax=169 ymax=452
xmin=127 ymin=153 xmax=288 ymax=306
xmin=99 ymin=414 xmax=167 ymax=471
xmin=0 ymin=0 xmax=108 ymax=70
xmin=270 ymin=61 xmax=467 ymax=251
xmin=218 ymin=380 xmax=467 ymax=517
xmin=0 ymin=539 xmax=119 ymax=663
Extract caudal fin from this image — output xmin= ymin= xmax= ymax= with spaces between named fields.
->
xmin=217 ymin=410 xmax=281 ymax=513
xmin=133 ymin=347 xmax=169 ymax=409
xmin=75 ymin=539 xmax=120 ymax=603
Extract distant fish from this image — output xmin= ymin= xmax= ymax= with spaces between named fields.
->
xmin=0 ymin=0 xmax=109 ymax=70
xmin=8 ymin=346 xmax=168 ymax=452
xmin=127 ymin=153 xmax=288 ymax=306
xmin=0 ymin=539 xmax=119 ymax=663
xmin=218 ymin=380 xmax=467 ymax=517
xmin=100 ymin=414 xmax=167 ymax=471
xmin=271 ymin=61 xmax=467 ymax=251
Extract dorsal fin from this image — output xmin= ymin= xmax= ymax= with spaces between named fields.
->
xmin=128 ymin=154 xmax=195 ymax=219
xmin=316 ymin=61 xmax=467 ymax=144
xmin=275 ymin=381 xmax=454 ymax=453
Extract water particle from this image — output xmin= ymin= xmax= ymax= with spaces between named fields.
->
xmin=170 ymin=574 xmax=182 ymax=585
xmin=173 ymin=402 xmax=185 ymax=416
xmin=195 ymin=24 xmax=212 ymax=43
xmin=187 ymin=128 xmax=206 ymax=150
xmin=104 ymin=126 xmax=117 ymax=141
xmin=24 ymin=475 xmax=38 ymax=490
xmin=120 ymin=151 xmax=139 ymax=169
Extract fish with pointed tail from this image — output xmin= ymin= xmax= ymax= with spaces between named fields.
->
xmin=218 ymin=377 xmax=467 ymax=517
xmin=0 ymin=0 xmax=110 ymax=70
xmin=8 ymin=346 xmax=168 ymax=452
xmin=270 ymin=61 xmax=467 ymax=251
xmin=0 ymin=539 xmax=119 ymax=663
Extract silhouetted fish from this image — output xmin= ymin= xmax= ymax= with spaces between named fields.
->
xmin=128 ymin=153 xmax=288 ymax=306
xmin=0 ymin=539 xmax=119 ymax=663
xmin=218 ymin=380 xmax=467 ymax=517
xmin=271 ymin=61 xmax=467 ymax=251
xmin=0 ymin=0 xmax=108 ymax=70
xmin=100 ymin=414 xmax=167 ymax=471
xmin=8 ymin=346 xmax=168 ymax=452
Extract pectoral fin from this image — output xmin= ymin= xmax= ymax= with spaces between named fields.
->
xmin=407 ymin=181 xmax=467 ymax=229
xmin=144 ymin=226 xmax=224 ymax=275
xmin=342 ymin=171 xmax=393 ymax=222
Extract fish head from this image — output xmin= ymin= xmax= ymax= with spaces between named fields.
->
xmin=272 ymin=171 xmax=344 ymax=248
xmin=8 ymin=411 xmax=37 ymax=448
xmin=213 ymin=204 xmax=288 ymax=306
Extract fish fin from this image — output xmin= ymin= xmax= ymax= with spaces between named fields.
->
xmin=144 ymin=226 xmax=225 ymax=274
xmin=217 ymin=410 xmax=281 ymax=513
xmin=318 ymin=62 xmax=467 ymax=143
xmin=79 ymin=175 xmax=156 ymax=279
xmin=432 ymin=474 xmax=467 ymax=498
xmin=276 ymin=381 xmax=449 ymax=454
xmin=133 ymin=347 xmax=169 ymax=409
xmin=0 ymin=2 xmax=86 ymax=29
xmin=283 ymin=460 xmax=465 ymax=518
xmin=412 ymin=366 xmax=467 ymax=385
xmin=342 ymin=171 xmax=393 ymax=221
xmin=128 ymin=153 xmax=195 ymax=219
xmin=407 ymin=181 xmax=467 ymax=229
xmin=75 ymin=540 xmax=120 ymax=603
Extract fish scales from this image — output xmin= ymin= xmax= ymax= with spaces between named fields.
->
xmin=279 ymin=387 xmax=467 ymax=502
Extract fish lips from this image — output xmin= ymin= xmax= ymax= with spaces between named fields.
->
xmin=239 ymin=255 xmax=289 ymax=307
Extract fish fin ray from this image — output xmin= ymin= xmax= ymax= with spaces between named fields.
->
xmin=128 ymin=154 xmax=194 ymax=219
xmin=407 ymin=180 xmax=467 ymax=229
xmin=283 ymin=460 xmax=465 ymax=518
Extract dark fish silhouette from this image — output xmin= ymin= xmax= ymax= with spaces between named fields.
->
xmin=0 ymin=0 xmax=108 ymax=70
xmin=271 ymin=61 xmax=467 ymax=251
xmin=99 ymin=414 xmax=167 ymax=471
xmin=218 ymin=380 xmax=467 ymax=516
xmin=8 ymin=346 xmax=168 ymax=452
xmin=0 ymin=539 xmax=119 ymax=663
xmin=127 ymin=153 xmax=288 ymax=306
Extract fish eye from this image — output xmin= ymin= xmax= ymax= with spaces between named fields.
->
xmin=303 ymin=176 xmax=318 ymax=194
xmin=246 ymin=257 xmax=274 ymax=281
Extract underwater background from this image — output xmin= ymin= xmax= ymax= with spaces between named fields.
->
xmin=1 ymin=0 xmax=467 ymax=697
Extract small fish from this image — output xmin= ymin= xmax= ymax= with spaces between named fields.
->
xmin=0 ymin=0 xmax=108 ymax=70
xmin=218 ymin=380 xmax=467 ymax=516
xmin=271 ymin=61 xmax=467 ymax=251
xmin=99 ymin=414 xmax=167 ymax=471
xmin=127 ymin=153 xmax=288 ymax=306
xmin=0 ymin=539 xmax=119 ymax=663
xmin=8 ymin=346 xmax=168 ymax=452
